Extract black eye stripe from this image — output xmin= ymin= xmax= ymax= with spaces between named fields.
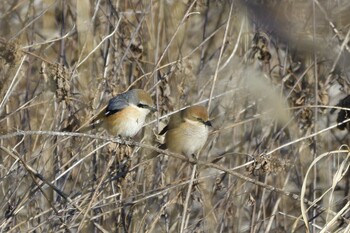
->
xmin=195 ymin=117 xmax=212 ymax=126
xmin=137 ymin=103 xmax=147 ymax=108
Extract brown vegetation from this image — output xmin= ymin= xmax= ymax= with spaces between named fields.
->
xmin=1 ymin=0 xmax=350 ymax=232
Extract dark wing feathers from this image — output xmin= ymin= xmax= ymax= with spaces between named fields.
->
xmin=159 ymin=111 xmax=184 ymax=135
xmin=331 ymin=95 xmax=350 ymax=130
xmin=159 ymin=125 xmax=168 ymax=135
xmin=105 ymin=94 xmax=130 ymax=116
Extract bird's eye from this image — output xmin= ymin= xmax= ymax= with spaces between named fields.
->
xmin=137 ymin=103 xmax=146 ymax=108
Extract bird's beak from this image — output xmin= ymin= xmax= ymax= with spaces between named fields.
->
xmin=204 ymin=120 xmax=212 ymax=127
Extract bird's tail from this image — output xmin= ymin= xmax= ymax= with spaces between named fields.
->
xmin=77 ymin=109 xmax=105 ymax=133
xmin=77 ymin=121 xmax=103 ymax=133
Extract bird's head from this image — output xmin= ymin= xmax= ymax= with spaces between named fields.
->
xmin=182 ymin=105 xmax=212 ymax=127
xmin=129 ymin=89 xmax=156 ymax=113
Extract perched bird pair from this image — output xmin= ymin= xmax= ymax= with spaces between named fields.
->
xmin=86 ymin=89 xmax=211 ymax=156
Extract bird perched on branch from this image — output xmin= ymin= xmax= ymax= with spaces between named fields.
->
xmin=160 ymin=105 xmax=212 ymax=156
xmin=80 ymin=89 xmax=156 ymax=137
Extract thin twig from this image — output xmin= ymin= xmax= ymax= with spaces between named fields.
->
xmin=208 ymin=1 xmax=233 ymax=111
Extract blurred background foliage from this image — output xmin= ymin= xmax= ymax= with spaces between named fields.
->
xmin=1 ymin=0 xmax=350 ymax=232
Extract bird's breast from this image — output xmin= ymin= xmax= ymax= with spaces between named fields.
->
xmin=165 ymin=122 xmax=209 ymax=156
xmin=103 ymin=106 xmax=148 ymax=137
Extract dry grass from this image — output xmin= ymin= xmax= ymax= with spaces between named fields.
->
xmin=1 ymin=0 xmax=350 ymax=232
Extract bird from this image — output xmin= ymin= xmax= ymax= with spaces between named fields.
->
xmin=160 ymin=105 xmax=212 ymax=156
xmin=159 ymin=105 xmax=212 ymax=222
xmin=80 ymin=89 xmax=156 ymax=137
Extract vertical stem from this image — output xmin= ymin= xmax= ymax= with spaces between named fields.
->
xmin=312 ymin=0 xmax=318 ymax=232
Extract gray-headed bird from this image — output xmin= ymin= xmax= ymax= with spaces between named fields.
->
xmin=81 ymin=89 xmax=156 ymax=137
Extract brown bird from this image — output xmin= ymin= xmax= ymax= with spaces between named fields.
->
xmin=160 ymin=105 xmax=212 ymax=156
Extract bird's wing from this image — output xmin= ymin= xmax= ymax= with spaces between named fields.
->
xmin=105 ymin=94 xmax=129 ymax=116
xmin=159 ymin=125 xmax=168 ymax=135
xmin=159 ymin=112 xmax=184 ymax=135
xmin=77 ymin=93 xmax=130 ymax=131
xmin=331 ymin=95 xmax=350 ymax=114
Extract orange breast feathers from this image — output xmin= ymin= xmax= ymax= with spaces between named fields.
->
xmin=103 ymin=105 xmax=148 ymax=137
xmin=78 ymin=89 xmax=155 ymax=137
